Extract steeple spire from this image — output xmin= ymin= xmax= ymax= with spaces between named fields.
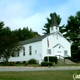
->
xmin=50 ymin=13 xmax=59 ymax=34
xmin=50 ymin=13 xmax=58 ymax=27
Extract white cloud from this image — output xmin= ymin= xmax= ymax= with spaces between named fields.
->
xmin=5 ymin=11 xmax=49 ymax=34
xmin=0 ymin=0 xmax=38 ymax=29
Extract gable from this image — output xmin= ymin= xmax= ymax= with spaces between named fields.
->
xmin=53 ymin=44 xmax=64 ymax=48
xmin=51 ymin=31 xmax=71 ymax=45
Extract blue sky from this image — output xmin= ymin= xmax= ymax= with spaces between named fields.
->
xmin=0 ymin=0 xmax=80 ymax=35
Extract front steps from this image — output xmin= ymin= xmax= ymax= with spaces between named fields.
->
xmin=58 ymin=59 xmax=76 ymax=64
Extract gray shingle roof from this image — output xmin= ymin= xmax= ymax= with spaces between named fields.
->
xmin=19 ymin=34 xmax=50 ymax=45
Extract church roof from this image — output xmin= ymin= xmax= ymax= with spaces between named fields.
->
xmin=19 ymin=34 xmax=50 ymax=45
xmin=50 ymin=13 xmax=58 ymax=27
xmin=19 ymin=31 xmax=70 ymax=45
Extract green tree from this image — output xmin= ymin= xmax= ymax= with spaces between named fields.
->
xmin=63 ymin=11 xmax=80 ymax=60
xmin=0 ymin=21 xmax=5 ymax=36
xmin=12 ymin=27 xmax=40 ymax=41
xmin=0 ymin=21 xmax=22 ymax=64
xmin=42 ymin=12 xmax=61 ymax=34
xmin=0 ymin=35 xmax=20 ymax=64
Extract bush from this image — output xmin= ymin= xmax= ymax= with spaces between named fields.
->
xmin=64 ymin=57 xmax=78 ymax=63
xmin=0 ymin=62 xmax=5 ymax=65
xmin=8 ymin=62 xmax=15 ymax=66
xmin=41 ymin=62 xmax=53 ymax=66
xmin=44 ymin=56 xmax=57 ymax=64
xmin=72 ymin=59 xmax=78 ymax=63
xmin=0 ymin=62 xmax=7 ymax=66
xmin=16 ymin=61 xmax=21 ymax=64
xmin=23 ymin=61 xmax=26 ymax=64
xmin=28 ymin=59 xmax=37 ymax=64
xmin=64 ymin=57 xmax=73 ymax=60
xmin=24 ymin=62 xmax=28 ymax=66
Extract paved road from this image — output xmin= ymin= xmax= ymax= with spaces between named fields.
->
xmin=0 ymin=66 xmax=80 ymax=72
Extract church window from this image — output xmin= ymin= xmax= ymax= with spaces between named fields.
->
xmin=58 ymin=51 xmax=61 ymax=53
xmin=29 ymin=46 xmax=32 ymax=55
xmin=59 ymin=46 xmax=61 ymax=48
xmin=12 ymin=49 xmax=19 ymax=57
xmin=64 ymin=50 xmax=67 ymax=55
xmin=17 ymin=50 xmax=19 ymax=56
xmin=51 ymin=27 xmax=53 ymax=30
xmin=47 ymin=49 xmax=51 ymax=54
xmin=35 ymin=50 xmax=37 ymax=54
xmin=23 ymin=47 xmax=25 ymax=56
xmin=56 ymin=27 xmax=58 ymax=30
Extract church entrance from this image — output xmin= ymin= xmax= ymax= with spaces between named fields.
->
xmin=53 ymin=44 xmax=64 ymax=58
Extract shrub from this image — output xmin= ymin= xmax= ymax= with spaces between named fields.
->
xmin=64 ymin=57 xmax=73 ymax=60
xmin=23 ymin=61 xmax=26 ymax=64
xmin=41 ymin=62 xmax=48 ymax=66
xmin=24 ymin=62 xmax=28 ymax=66
xmin=16 ymin=61 xmax=21 ymax=64
xmin=64 ymin=57 xmax=78 ymax=63
xmin=8 ymin=62 xmax=15 ymax=66
xmin=41 ymin=62 xmax=53 ymax=66
xmin=0 ymin=62 xmax=5 ymax=65
xmin=0 ymin=62 xmax=7 ymax=66
xmin=28 ymin=59 xmax=37 ymax=64
xmin=73 ymin=59 xmax=78 ymax=63
xmin=44 ymin=56 xmax=57 ymax=64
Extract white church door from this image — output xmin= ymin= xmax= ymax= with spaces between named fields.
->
xmin=53 ymin=44 xmax=64 ymax=58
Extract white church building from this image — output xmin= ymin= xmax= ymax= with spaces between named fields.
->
xmin=9 ymin=13 xmax=71 ymax=64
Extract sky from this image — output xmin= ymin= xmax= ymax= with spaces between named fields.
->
xmin=0 ymin=0 xmax=80 ymax=35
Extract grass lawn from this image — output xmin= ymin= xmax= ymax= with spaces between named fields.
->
xmin=0 ymin=70 xmax=80 ymax=80
xmin=55 ymin=63 xmax=80 ymax=66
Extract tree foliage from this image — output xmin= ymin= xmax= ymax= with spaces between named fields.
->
xmin=0 ymin=21 xmax=40 ymax=64
xmin=12 ymin=27 xmax=40 ymax=41
xmin=0 ymin=22 xmax=21 ymax=64
xmin=0 ymin=35 xmax=20 ymax=63
xmin=63 ymin=11 xmax=80 ymax=60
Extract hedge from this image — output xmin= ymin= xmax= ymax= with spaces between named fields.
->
xmin=41 ymin=62 xmax=53 ymax=66
xmin=64 ymin=57 xmax=78 ymax=63
xmin=28 ymin=59 xmax=37 ymax=64
xmin=8 ymin=62 xmax=15 ymax=66
xmin=44 ymin=56 xmax=57 ymax=64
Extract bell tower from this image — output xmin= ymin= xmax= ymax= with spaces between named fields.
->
xmin=50 ymin=13 xmax=59 ymax=34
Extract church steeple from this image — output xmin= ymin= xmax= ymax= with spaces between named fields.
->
xmin=50 ymin=13 xmax=59 ymax=34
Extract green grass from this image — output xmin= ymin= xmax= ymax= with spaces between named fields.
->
xmin=0 ymin=70 xmax=80 ymax=80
